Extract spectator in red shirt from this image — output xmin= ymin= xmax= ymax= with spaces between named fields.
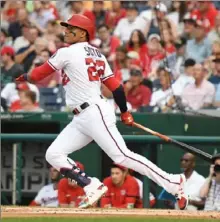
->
xmin=191 ymin=1 xmax=218 ymax=31
xmin=105 ymin=1 xmax=127 ymax=31
xmin=125 ymin=68 xmax=152 ymax=111
xmin=161 ymin=28 xmax=176 ymax=56
xmin=97 ymin=25 xmax=121 ymax=63
xmin=58 ymin=161 xmax=85 ymax=207
xmin=15 ymin=90 xmax=43 ymax=112
xmin=127 ymin=29 xmax=148 ymax=74
xmin=101 ymin=163 xmax=142 ymax=209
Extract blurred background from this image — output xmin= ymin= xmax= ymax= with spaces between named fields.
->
xmin=1 ymin=0 xmax=220 ymax=211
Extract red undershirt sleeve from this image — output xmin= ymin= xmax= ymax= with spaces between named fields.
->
xmin=29 ymin=62 xmax=55 ymax=82
xmin=102 ymin=76 xmax=120 ymax=92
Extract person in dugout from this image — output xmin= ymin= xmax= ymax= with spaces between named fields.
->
xmin=101 ymin=163 xmax=152 ymax=209
xmin=29 ymin=166 xmax=60 ymax=207
xmin=58 ymin=161 xmax=85 ymax=207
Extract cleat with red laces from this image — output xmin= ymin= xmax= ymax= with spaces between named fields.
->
xmin=175 ymin=174 xmax=188 ymax=210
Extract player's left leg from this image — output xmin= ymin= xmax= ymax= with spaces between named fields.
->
xmin=45 ymin=116 xmax=107 ymax=208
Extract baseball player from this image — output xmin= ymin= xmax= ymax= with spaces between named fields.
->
xmin=16 ymin=14 xmax=188 ymax=209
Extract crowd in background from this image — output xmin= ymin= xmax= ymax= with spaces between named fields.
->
xmin=29 ymin=153 xmax=220 ymax=211
xmin=1 ymin=1 xmax=220 ymax=113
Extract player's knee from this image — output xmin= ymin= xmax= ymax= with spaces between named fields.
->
xmin=110 ymin=153 xmax=127 ymax=164
xmin=45 ymin=147 xmax=56 ymax=165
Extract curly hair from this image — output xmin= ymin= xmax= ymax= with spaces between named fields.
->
xmin=128 ymin=29 xmax=146 ymax=48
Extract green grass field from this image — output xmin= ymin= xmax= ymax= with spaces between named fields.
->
xmin=2 ymin=218 xmax=218 ymax=222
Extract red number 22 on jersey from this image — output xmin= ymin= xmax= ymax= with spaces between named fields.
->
xmin=85 ymin=58 xmax=105 ymax=81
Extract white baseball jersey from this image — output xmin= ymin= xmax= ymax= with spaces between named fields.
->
xmin=48 ymin=42 xmax=113 ymax=110
xmin=34 ymin=183 xmax=58 ymax=207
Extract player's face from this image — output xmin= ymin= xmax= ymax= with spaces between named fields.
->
xmin=50 ymin=167 xmax=60 ymax=181
xmin=111 ymin=168 xmax=125 ymax=185
xmin=64 ymin=26 xmax=86 ymax=44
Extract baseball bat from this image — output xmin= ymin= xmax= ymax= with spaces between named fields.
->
xmin=133 ymin=122 xmax=213 ymax=162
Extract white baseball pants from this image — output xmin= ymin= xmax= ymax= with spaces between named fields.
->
xmin=46 ymin=98 xmax=181 ymax=195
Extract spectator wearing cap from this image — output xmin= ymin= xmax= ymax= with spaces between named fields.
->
xmin=105 ymin=1 xmax=127 ymax=31
xmin=200 ymin=154 xmax=220 ymax=211
xmin=113 ymin=2 xmax=148 ymax=43
xmin=209 ymin=55 xmax=220 ymax=108
xmin=172 ymin=59 xmax=195 ymax=97
xmin=97 ymin=25 xmax=121 ymax=64
xmin=58 ymin=162 xmax=85 ymax=207
xmin=208 ymin=13 xmax=220 ymax=43
xmin=173 ymin=37 xmax=187 ymax=77
xmin=147 ymin=34 xmax=161 ymax=45
xmin=182 ymin=13 xmax=197 ymax=41
xmin=125 ymin=68 xmax=151 ymax=112
xmin=127 ymin=29 xmax=148 ymax=75
xmin=186 ymin=19 xmax=212 ymax=63
xmin=1 ymin=80 xmax=40 ymax=112
xmin=191 ymin=1 xmax=218 ymax=31
xmin=181 ymin=63 xmax=215 ymax=111
xmin=8 ymin=8 xmax=29 ymax=40
xmin=1 ymin=46 xmax=24 ymax=89
xmin=29 ymin=1 xmax=55 ymax=30
xmin=101 ymin=163 xmax=142 ymax=209
xmin=29 ymin=167 xmax=60 ymax=207
xmin=16 ymin=36 xmax=47 ymax=73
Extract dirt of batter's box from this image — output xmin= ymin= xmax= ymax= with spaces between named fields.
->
xmin=1 ymin=207 xmax=220 ymax=219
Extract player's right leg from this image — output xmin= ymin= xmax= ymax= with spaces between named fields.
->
xmin=86 ymin=100 xmax=188 ymax=210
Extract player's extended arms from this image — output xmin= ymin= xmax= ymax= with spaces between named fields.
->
xmin=15 ymin=62 xmax=55 ymax=83
xmin=103 ymin=76 xmax=134 ymax=126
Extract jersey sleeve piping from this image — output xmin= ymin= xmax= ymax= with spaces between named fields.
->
xmin=47 ymin=60 xmax=59 ymax=71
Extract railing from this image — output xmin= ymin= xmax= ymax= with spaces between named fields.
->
xmin=1 ymin=134 xmax=220 ymax=207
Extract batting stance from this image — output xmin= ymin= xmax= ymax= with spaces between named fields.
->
xmin=16 ymin=15 xmax=188 ymax=209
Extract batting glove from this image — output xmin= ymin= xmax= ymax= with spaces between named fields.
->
xmin=121 ymin=111 xmax=134 ymax=126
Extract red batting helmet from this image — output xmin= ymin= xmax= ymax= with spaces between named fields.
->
xmin=60 ymin=14 xmax=94 ymax=40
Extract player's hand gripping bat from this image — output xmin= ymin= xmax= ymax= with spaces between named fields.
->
xmin=132 ymin=122 xmax=213 ymax=162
